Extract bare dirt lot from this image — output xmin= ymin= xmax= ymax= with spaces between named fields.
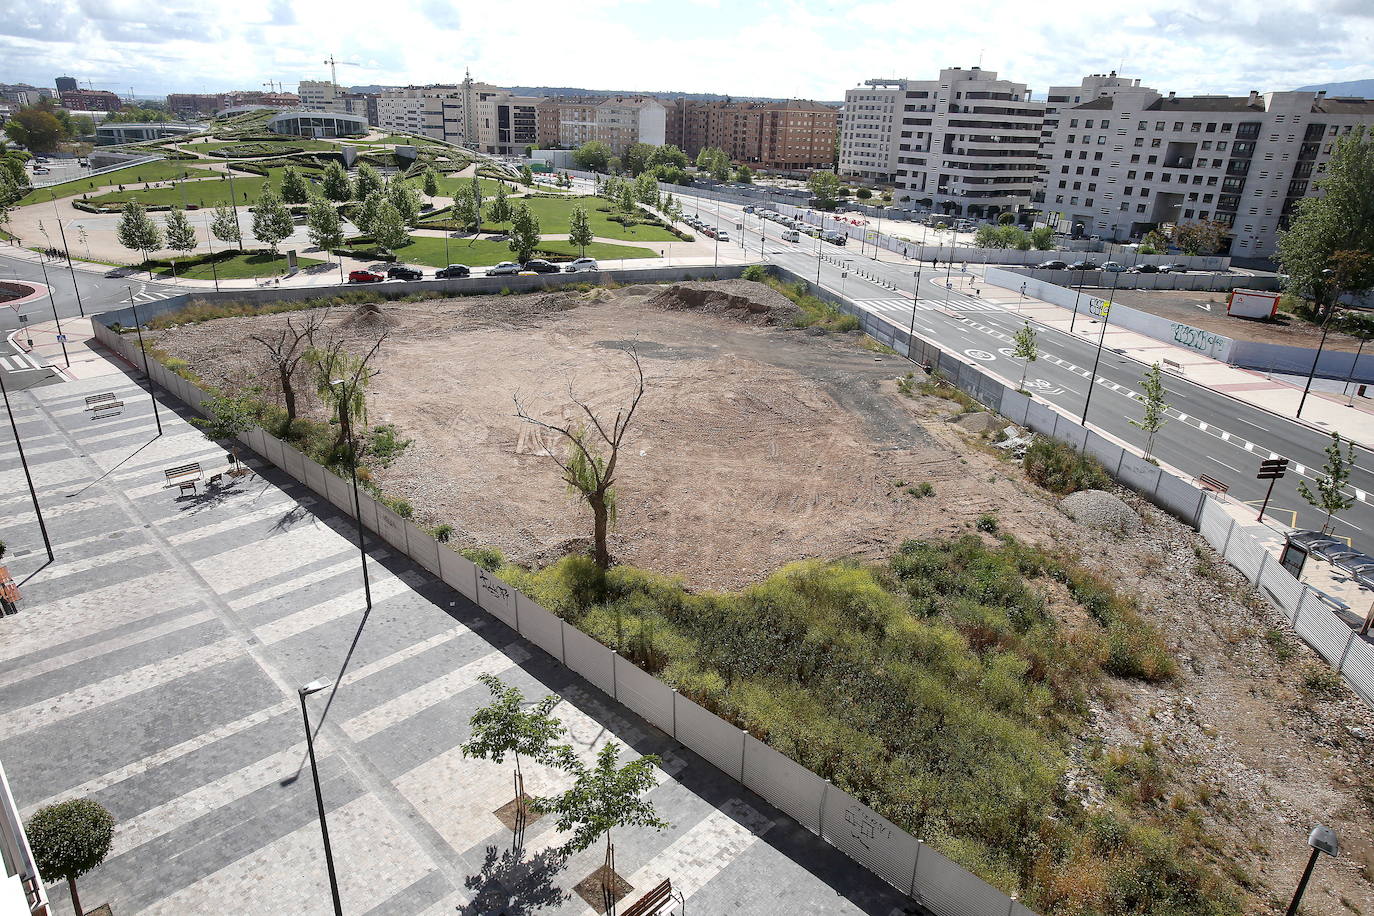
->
xmin=152 ymin=280 xmax=1374 ymax=913
xmin=1109 ymin=288 xmax=1369 ymax=353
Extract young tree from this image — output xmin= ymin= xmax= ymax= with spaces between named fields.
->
xmin=634 ymin=171 xmax=657 ymax=205
xmin=734 ymin=165 xmax=754 ymax=184
xmin=250 ymin=311 xmax=326 ymax=426
xmin=164 ymin=207 xmax=198 ymax=257
xmin=646 ymin=144 xmax=689 ymax=171
xmin=305 ymin=194 xmax=344 ymax=254
xmin=279 ymin=165 xmax=309 ymax=204
xmin=573 ymin=140 xmax=612 ymax=172
xmin=1172 ymin=219 xmax=1230 ymax=256
xmin=1139 ymin=228 xmax=1170 ymax=255
xmin=209 ymin=203 xmax=242 ymax=248
xmin=451 ymin=190 xmax=478 ymax=236
xmin=568 ymin=205 xmax=593 ymax=257
xmin=1278 ymin=126 xmax=1374 ymax=306
xmin=618 ymin=184 xmax=636 ymax=218
xmin=1030 ymin=225 xmax=1055 ymax=250
xmin=26 ymin=799 xmax=115 ymax=916
xmin=251 ymin=188 xmax=294 ymax=260
xmin=308 ymin=332 xmax=387 ymax=457
xmin=468 ymin=177 xmax=485 ymax=229
xmin=508 ymin=203 xmax=541 ymax=263
xmin=1129 ymin=362 xmax=1170 ymax=461
xmin=422 ymin=167 xmax=440 ymax=199
xmin=462 ymin=674 xmax=569 ymax=833
xmin=116 ymin=200 xmax=163 ymax=264
xmin=1298 ymin=432 xmax=1357 ymax=534
xmin=514 ymin=348 xmax=644 ymax=569
xmin=622 ymin=142 xmax=655 ymax=177
xmin=353 ymin=162 xmax=383 ymax=201
xmin=321 ymin=161 xmax=352 ymax=202
xmin=808 ymin=170 xmax=842 ymax=210
xmin=371 ymin=200 xmax=411 ymax=253
xmin=487 ymin=180 xmax=512 ymax=224
xmin=385 ymin=178 xmax=421 ymax=226
xmin=190 ymin=392 xmax=257 ymax=472
xmin=1012 ymin=321 xmax=1038 ymax=392
xmin=519 ymin=163 xmax=534 ymax=186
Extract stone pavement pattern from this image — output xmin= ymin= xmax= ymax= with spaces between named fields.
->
xmin=0 ymin=363 xmax=912 ymax=914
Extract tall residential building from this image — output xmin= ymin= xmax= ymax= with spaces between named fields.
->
xmin=536 ymin=96 xmax=666 ymax=155
xmin=1039 ymin=88 xmax=1374 ymax=257
xmin=840 ymin=67 xmax=1044 ymax=218
xmin=55 ymin=75 xmax=77 ymax=92
xmin=297 ymin=80 xmax=378 ymax=125
xmin=0 ymin=83 xmax=55 ymax=106
xmin=59 ymin=88 xmax=123 ymax=112
xmin=665 ymin=99 xmax=839 ymax=170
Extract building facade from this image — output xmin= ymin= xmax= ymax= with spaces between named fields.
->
xmin=536 ymin=96 xmax=666 ymax=155
xmin=666 ymin=99 xmax=839 ymax=170
xmin=1039 ymin=88 xmax=1374 ymax=257
xmin=55 ymin=75 xmax=77 ymax=92
xmin=840 ymin=68 xmax=1044 ymax=218
xmin=58 ymin=88 xmax=122 ymax=112
xmin=167 ymin=91 xmax=298 ymax=118
xmin=297 ymin=81 xmax=377 ymax=125
xmin=266 ymin=110 xmax=368 ymax=138
xmin=0 ymin=83 xmax=55 ymax=106
xmin=96 ymin=121 xmax=205 ymax=145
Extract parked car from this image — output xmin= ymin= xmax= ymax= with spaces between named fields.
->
xmin=436 ymin=264 xmax=471 ymax=279
xmin=564 ymin=257 xmax=599 ymax=273
xmin=487 ymin=262 xmax=520 ymax=276
xmin=1036 ymin=259 xmax=1069 ymax=270
xmin=522 ymin=259 xmax=560 ymax=274
xmin=386 ymin=265 xmax=423 ymax=281
xmin=1128 ymin=263 xmax=1160 ymax=273
xmin=348 ymin=270 xmax=384 ymax=283
xmin=743 ymin=206 xmax=755 ymax=214
xmin=1160 ymin=263 xmax=1190 ymax=273
xmin=822 ymin=231 xmax=847 ymax=246
xmin=1101 ymin=261 xmax=1127 ymax=272
xmin=716 ymin=230 xmax=730 ymax=242
xmin=1068 ymin=260 xmax=1100 ymax=270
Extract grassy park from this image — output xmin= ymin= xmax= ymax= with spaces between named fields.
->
xmin=345 ymin=234 xmax=656 ymax=267
xmin=85 ymin=166 xmax=322 ymax=210
xmin=17 ymin=162 xmax=220 ymax=206
xmin=421 ymin=192 xmax=679 ymax=243
xmin=141 ymin=249 xmax=325 ymax=280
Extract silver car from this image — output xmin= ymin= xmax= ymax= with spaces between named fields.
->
xmin=487 ymin=261 xmax=520 ymax=276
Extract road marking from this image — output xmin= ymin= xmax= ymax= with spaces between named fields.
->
xmin=1207 ymin=455 xmax=1241 ymax=473
xmin=1220 ymin=431 xmax=1231 ymax=441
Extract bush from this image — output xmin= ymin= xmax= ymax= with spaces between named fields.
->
xmin=976 ymin=513 xmax=999 ymax=533
xmin=432 ymin=524 xmax=454 ymax=543
xmin=461 ymin=545 xmax=505 ymax=572
xmin=1023 ymin=438 xmax=1112 ymax=495
xmin=741 ymin=265 xmax=767 ymax=282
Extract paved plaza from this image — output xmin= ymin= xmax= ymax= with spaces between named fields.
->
xmin=0 ymin=348 xmax=914 ymax=914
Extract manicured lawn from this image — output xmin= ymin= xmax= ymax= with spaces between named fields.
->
xmin=413 ymin=175 xmax=515 ymax=198
xmin=421 ymin=194 xmax=679 ymax=243
xmin=346 ymin=234 xmax=655 ymax=268
xmin=86 ymin=166 xmax=322 ymax=210
xmin=16 ymin=162 xmax=220 ymax=206
xmin=142 ymin=249 xmax=324 ymax=280
xmin=192 ymin=138 xmax=341 ymax=155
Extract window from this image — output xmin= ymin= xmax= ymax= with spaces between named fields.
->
xmin=1094 ymin=152 xmax=1103 ymax=160
xmin=1134 ymin=137 xmax=1144 ymax=147
xmin=1130 ymin=154 xmax=1140 ymax=163
xmin=1073 ymin=181 xmax=1081 ymax=190
xmin=1190 ymin=123 xmax=1201 ymax=132
xmin=1075 ymin=166 xmax=1084 ymax=174
xmin=1216 ymin=141 xmax=1227 ymax=151
xmin=1098 ymin=136 xmax=1107 ymax=144
xmin=1085 ymin=198 xmax=1094 ymax=207
xmin=1150 ymin=138 xmax=1162 ymax=147
xmin=1069 ymin=118 xmax=1078 ymax=127
xmin=1148 ymin=155 xmax=1158 ymax=164
xmin=1067 ymin=134 xmax=1076 ymax=143
xmin=1221 ymin=123 xmax=1232 ymax=132
xmin=1199 ymin=210 xmax=1209 ymax=219
xmin=1138 ymin=120 xmax=1147 ymax=130
xmin=1140 ymin=188 xmax=1150 ymax=197
xmin=1060 ymin=165 xmax=1069 ymax=174
xmin=1058 ymin=180 xmax=1066 ymax=188
xmin=1201 ymin=141 xmax=1212 ymax=150
xmin=1124 ymin=186 xmax=1134 ymax=195
xmin=1137 ymin=203 xmax=1147 ymax=212
xmin=1055 ymin=194 xmax=1064 ymax=203
xmin=1127 ymin=170 xmax=1137 ymax=179
xmin=1173 ymin=122 xmax=1183 ymax=131
xmin=1155 ymin=121 xmax=1165 ymax=130
xmin=1184 ymin=208 xmax=1194 ymax=218
xmin=1088 ymin=183 xmax=1097 ymax=192
xmin=1090 ymin=167 xmax=1100 ymax=176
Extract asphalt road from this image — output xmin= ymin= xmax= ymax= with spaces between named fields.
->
xmin=0 ymin=252 xmax=179 ymax=335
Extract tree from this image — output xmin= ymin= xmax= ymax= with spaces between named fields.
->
xmin=250 ymin=311 xmax=326 ymax=426
xmin=606 ymin=156 xmax=623 ymax=175
xmin=1172 ymin=219 xmax=1230 ymax=256
xmin=451 ymin=189 xmax=478 ymax=236
xmin=1278 ymin=126 xmax=1374 ymax=306
xmin=321 ymin=161 xmax=352 ymax=202
xmin=251 ymin=188 xmax=294 ymax=258
xmin=646 ymin=144 xmax=688 ymax=171
xmin=353 ymin=189 xmax=385 ymax=237
xmin=305 ymin=195 xmax=344 ymax=254
xmin=372 ymin=201 xmax=411 ymax=253
xmin=353 ymin=162 xmax=383 ymax=201
xmin=573 ymin=140 xmax=613 ymax=172
xmin=519 ymin=163 xmax=534 ymax=186
xmin=279 ymin=165 xmax=309 ymax=204
xmin=70 ymin=114 xmax=96 ymax=138
xmin=209 ymin=204 xmax=241 ymax=248
xmin=508 ymin=203 xmax=541 ymax=263
xmin=468 ymin=177 xmax=485 ymax=230
xmin=462 ymin=674 xmax=569 ymax=834
xmin=735 ymin=165 xmax=754 ymax=184
xmin=308 ymin=332 xmax=387 ymax=457
xmin=515 ymin=348 xmax=644 ymax=569
xmin=488 ymin=180 xmax=512 ymax=224
xmin=422 ymin=167 xmax=440 ymax=199
xmin=26 ymin=799 xmax=115 ymax=916
xmin=622 ymin=142 xmax=656 ymax=177
xmin=385 ymin=179 xmax=421 ymax=226
xmin=1012 ymin=321 xmax=1038 ymax=392
xmin=1129 ymin=363 xmax=1169 ymax=462
xmin=1139 ymin=228 xmax=1170 ymax=255
xmin=808 ymin=170 xmax=842 ymax=210
xmin=618 ymin=184 xmax=637 ymax=218
xmin=633 ymin=171 xmax=658 ymax=206
xmin=1030 ymin=226 xmax=1055 ymax=250
xmin=998 ymin=212 xmax=1016 ymax=225
xmin=163 ymin=208 xmax=198 ymax=278
xmin=116 ymin=201 xmax=163 ymax=264
xmin=568 ymin=205 xmax=593 ymax=257
xmin=190 ymin=392 xmax=257 ymax=471
xmin=855 ymin=186 xmax=871 ymax=199
xmin=1298 ymin=433 xmax=1357 ymax=534
xmin=3 ymin=105 xmax=64 ymax=152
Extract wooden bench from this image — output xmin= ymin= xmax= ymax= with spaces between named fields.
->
xmin=1197 ymin=473 xmax=1229 ymax=495
xmin=91 ymin=399 xmax=124 ymax=418
xmin=165 ymin=462 xmax=203 ymax=497
xmin=1162 ymin=358 xmax=1184 ymax=372
xmin=86 ymin=393 xmax=116 ymax=409
xmin=621 ymin=879 xmax=677 ymax=916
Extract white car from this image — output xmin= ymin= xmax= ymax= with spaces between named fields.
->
xmin=716 ymin=231 xmax=730 ymax=242
xmin=487 ymin=261 xmax=520 ymax=276
xmin=564 ymin=257 xmax=599 ymax=273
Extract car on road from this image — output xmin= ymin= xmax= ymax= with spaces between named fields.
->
xmin=522 ymin=259 xmax=560 ymax=274
xmin=348 ymin=270 xmax=384 ymax=283
xmin=1127 ymin=263 xmax=1160 ymax=273
xmin=386 ymin=266 xmax=423 ymax=281
xmin=743 ymin=206 xmax=755 ymax=214
xmin=1101 ymin=261 xmax=1127 ymax=272
xmin=436 ymin=264 xmax=471 ymax=279
xmin=1036 ymin=259 xmax=1069 ymax=270
xmin=1068 ymin=260 xmax=1100 ymax=270
xmin=487 ymin=262 xmax=520 ymax=276
xmin=1159 ymin=263 xmax=1190 ymax=273
xmin=564 ymin=257 xmax=599 ymax=272
xmin=32 ymin=167 xmax=50 ymax=174
xmin=822 ymin=230 xmax=847 ymax=246
xmin=780 ymin=229 xmax=801 ymax=242
xmin=716 ymin=230 xmax=730 ymax=242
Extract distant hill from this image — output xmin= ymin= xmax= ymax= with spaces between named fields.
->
xmin=1294 ymin=78 xmax=1374 ymax=98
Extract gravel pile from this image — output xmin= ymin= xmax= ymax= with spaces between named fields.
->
xmin=645 ymin=280 xmax=799 ymax=326
xmin=1059 ymin=489 xmax=1141 ymax=534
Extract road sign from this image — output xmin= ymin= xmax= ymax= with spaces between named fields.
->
xmin=56 ymin=334 xmax=66 ymax=342
xmin=1257 ymin=457 xmax=1290 ymax=522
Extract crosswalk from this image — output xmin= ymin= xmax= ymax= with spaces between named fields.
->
xmin=0 ymin=352 xmax=47 ymax=373
xmin=855 ymin=295 xmax=1000 ymax=316
xmin=128 ymin=289 xmax=180 ymax=304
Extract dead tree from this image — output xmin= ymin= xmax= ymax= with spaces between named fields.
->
xmin=249 ymin=310 xmax=327 ymax=426
xmin=307 ymin=331 xmax=388 ymax=459
xmin=515 ymin=348 xmax=645 ymax=570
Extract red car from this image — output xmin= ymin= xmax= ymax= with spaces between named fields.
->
xmin=348 ymin=270 xmax=384 ymax=283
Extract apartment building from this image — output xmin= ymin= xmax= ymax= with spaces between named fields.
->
xmin=167 ymin=91 xmax=298 ymax=117
xmin=471 ymin=85 xmax=541 ymax=154
xmin=297 ymin=80 xmax=378 ymax=125
xmin=665 ymin=99 xmax=839 ymax=169
xmin=1039 ymin=88 xmax=1374 ymax=257
xmin=0 ymin=83 xmax=54 ymax=106
xmin=536 ymin=96 xmax=599 ymax=148
xmin=536 ymin=96 xmax=666 ymax=154
xmin=58 ymin=88 xmax=123 ymax=112
xmin=840 ymin=67 xmax=1044 ymax=218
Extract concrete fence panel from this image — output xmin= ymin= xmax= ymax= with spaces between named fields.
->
xmin=404 ymin=520 xmax=441 ymax=576
xmin=672 ymin=693 xmax=745 ymax=782
xmin=1082 ymin=430 xmax=1125 ymax=476
xmin=1154 ymin=473 xmax=1206 ymax=526
xmin=999 ymin=389 xmax=1031 ymax=426
xmin=438 ymin=547 xmax=479 ymax=604
xmin=1116 ymin=452 xmax=1163 ymax=499
xmin=242 ymin=425 xmax=267 ymax=461
xmin=279 ymin=441 xmax=307 ymax=482
xmin=1051 ymin=413 xmax=1089 ymax=452
xmin=374 ymin=503 xmax=410 ymax=554
xmin=257 ymin=430 xmax=286 ymax=470
xmin=354 ymin=487 xmax=380 ymax=536
xmin=325 ymin=472 xmax=355 ymax=518
xmin=1024 ymin=400 xmax=1058 ymax=435
xmin=613 ymin=659 xmax=675 ymax=735
xmin=913 ymin=842 xmax=1016 ymax=916
xmin=515 ymin=594 xmax=565 ymax=663
xmin=741 ymin=734 xmax=826 ymax=836
xmin=562 ymin=623 xmax=616 ymax=697
xmin=303 ymin=458 xmax=330 ymax=498
xmin=1199 ymin=499 xmax=1233 ymax=549
xmin=820 ymin=789 xmax=922 ymax=899
xmin=475 ymin=568 xmax=518 ymax=629
xmin=1340 ymin=639 xmax=1374 ymax=706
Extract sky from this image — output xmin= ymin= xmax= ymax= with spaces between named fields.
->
xmin=0 ymin=0 xmax=1370 ymax=101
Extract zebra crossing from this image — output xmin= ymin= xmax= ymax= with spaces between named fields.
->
xmin=855 ymin=294 xmax=1000 ymax=317
xmin=0 ymin=351 xmax=47 ymax=373
xmin=127 ymin=288 xmax=180 ymax=304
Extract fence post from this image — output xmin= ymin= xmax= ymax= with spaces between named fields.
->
xmin=1293 ymin=587 xmax=1310 ymax=628
xmin=1253 ymin=552 xmax=1268 ymax=588
xmin=818 ymin=781 xmax=829 ymax=837
xmin=1221 ymin=518 xmax=1238 ymax=556
xmin=610 ymin=651 xmax=619 ymax=701
xmin=1190 ymin=492 xmax=1206 ymax=531
xmin=670 ymin=689 xmax=678 ymax=738
xmin=1337 ymin=630 xmax=1358 ymax=670
xmin=739 ymin=729 xmax=748 ymax=783
xmin=909 ymin=840 xmax=923 ymax=898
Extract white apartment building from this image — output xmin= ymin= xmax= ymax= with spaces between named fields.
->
xmin=378 ymin=85 xmax=451 ymax=137
xmin=840 ymin=67 xmax=1044 ymax=218
xmin=296 ymin=80 xmax=377 ymax=125
xmin=1042 ymin=73 xmax=1150 ymax=146
xmin=1039 ymin=88 xmax=1374 ymax=257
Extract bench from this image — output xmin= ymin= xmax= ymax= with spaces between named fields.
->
xmin=85 ymin=393 xmax=116 ymax=410
xmin=1197 ymin=473 xmax=1229 ymax=495
xmin=91 ymin=399 xmax=124 ymax=418
xmin=1162 ymin=358 xmax=1184 ymax=372
xmin=621 ymin=879 xmax=677 ymax=916
xmin=165 ymin=462 xmax=203 ymax=497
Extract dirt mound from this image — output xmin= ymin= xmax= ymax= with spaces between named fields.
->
xmin=1060 ymin=489 xmax=1140 ymax=534
xmin=646 ymin=280 xmax=798 ymax=326
xmin=340 ymin=301 xmax=397 ymax=333
xmin=956 ymin=412 xmax=1003 ymax=435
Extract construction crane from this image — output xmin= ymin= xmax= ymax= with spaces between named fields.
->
xmin=322 ymin=56 xmax=360 ymax=86
xmin=262 ymin=80 xmax=284 ymax=93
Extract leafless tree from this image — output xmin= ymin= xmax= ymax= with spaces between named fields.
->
xmin=249 ymin=310 xmax=328 ymax=426
xmin=514 ymin=348 xmax=646 ymax=570
xmin=306 ymin=330 xmax=389 ymax=457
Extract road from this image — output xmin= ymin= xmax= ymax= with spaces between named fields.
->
xmin=0 ymin=252 xmax=179 ymax=335
xmin=682 ymin=193 xmax=1374 ymax=548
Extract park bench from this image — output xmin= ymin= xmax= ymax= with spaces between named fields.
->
xmin=1196 ymin=473 xmax=1229 ymax=495
xmin=621 ymin=879 xmax=679 ymax=916
xmin=91 ymin=399 xmax=124 ymax=418
xmin=85 ymin=393 xmax=115 ymax=410
xmin=1162 ymin=358 xmax=1184 ymax=372
xmin=165 ymin=462 xmax=203 ymax=497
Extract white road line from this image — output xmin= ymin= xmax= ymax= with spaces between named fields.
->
xmin=1207 ymin=455 xmax=1242 ymax=473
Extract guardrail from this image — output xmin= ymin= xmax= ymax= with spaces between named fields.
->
xmin=0 ymin=760 xmax=49 ymax=916
xmin=28 ymin=154 xmax=162 ymax=190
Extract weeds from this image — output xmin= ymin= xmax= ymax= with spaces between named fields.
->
xmin=1302 ymin=664 xmax=1344 ymax=697
xmin=1023 ymin=438 xmax=1111 ymax=495
xmin=976 ymin=513 xmax=999 ymax=533
xmin=1264 ymin=628 xmax=1296 ymax=664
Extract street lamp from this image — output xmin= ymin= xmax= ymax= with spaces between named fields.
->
xmin=32 ymin=248 xmax=70 ymax=369
xmin=331 ymin=379 xmax=372 ymax=610
xmin=1286 ymin=825 xmax=1339 ymax=916
xmin=1080 ymin=269 xmax=1123 ymax=426
xmin=0 ymin=370 xmax=54 ymax=563
xmin=906 ymin=268 xmax=922 ymax=359
xmin=1297 ymin=268 xmax=1339 ymax=420
xmin=298 ymin=680 xmax=344 ymax=916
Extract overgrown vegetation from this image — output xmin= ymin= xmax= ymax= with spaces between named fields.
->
xmin=1024 ymin=438 xmax=1112 ymax=495
xmin=745 ymin=271 xmax=860 ymax=332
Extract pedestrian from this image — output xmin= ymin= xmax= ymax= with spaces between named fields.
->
xmin=933 ymin=257 xmax=939 ymax=269
xmin=1020 ymin=282 xmax=1026 ymax=298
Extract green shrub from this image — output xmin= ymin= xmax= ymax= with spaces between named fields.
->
xmin=1302 ymin=664 xmax=1344 ymax=696
xmin=976 ymin=513 xmax=999 ymax=533
xmin=918 ymin=481 xmax=935 ymax=497
xmin=460 ymin=545 xmax=505 ymax=572
xmin=741 ymin=264 xmax=767 ymax=282
xmin=1023 ymin=437 xmax=1112 ymax=495
xmin=367 ymin=424 xmax=411 ymax=467
xmin=431 ymin=524 xmax=454 ymax=543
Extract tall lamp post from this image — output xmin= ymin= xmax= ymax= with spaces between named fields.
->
xmin=331 ymin=379 xmax=373 ymax=610
xmin=1286 ymin=825 xmax=1339 ymax=916
xmin=32 ymin=250 xmax=70 ymax=369
xmin=0 ymin=371 xmax=54 ymax=562
xmin=298 ymin=680 xmax=344 ymax=916
xmin=907 ymin=268 xmax=922 ymax=359
xmin=1297 ymin=268 xmax=1339 ymax=420
xmin=1080 ymin=269 xmax=1123 ymax=426
xmin=50 ymin=210 xmax=87 ymax=317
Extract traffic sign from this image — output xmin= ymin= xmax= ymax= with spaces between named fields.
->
xmin=1257 ymin=458 xmax=1289 ymax=480
xmin=56 ymin=334 xmax=67 ymax=342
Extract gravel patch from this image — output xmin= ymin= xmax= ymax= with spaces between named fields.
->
xmin=1059 ymin=489 xmax=1141 ymax=534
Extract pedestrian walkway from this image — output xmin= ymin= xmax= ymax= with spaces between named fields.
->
xmin=0 ymin=360 xmax=909 ymax=915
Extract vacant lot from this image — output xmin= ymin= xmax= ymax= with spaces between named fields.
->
xmin=1110 ymin=288 xmax=1370 ymax=353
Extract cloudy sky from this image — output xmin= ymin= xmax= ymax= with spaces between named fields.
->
xmin=0 ymin=0 xmax=1369 ymax=100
